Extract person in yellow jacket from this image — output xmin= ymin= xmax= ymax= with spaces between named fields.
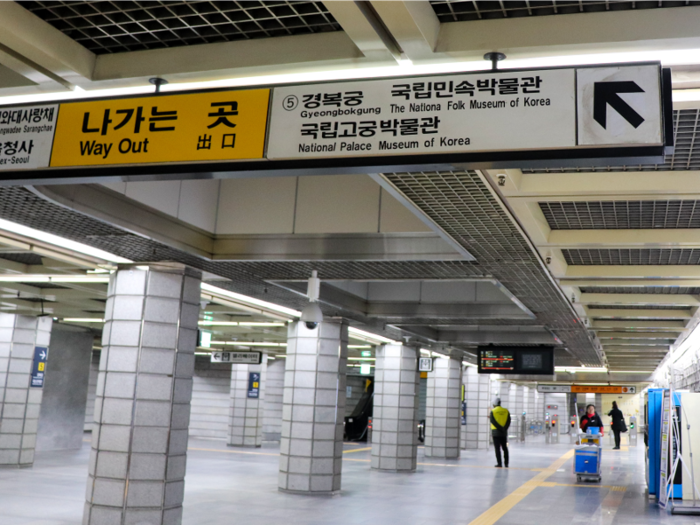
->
xmin=490 ymin=397 xmax=511 ymax=468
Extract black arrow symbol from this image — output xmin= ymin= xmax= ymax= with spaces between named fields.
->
xmin=593 ymin=81 xmax=645 ymax=129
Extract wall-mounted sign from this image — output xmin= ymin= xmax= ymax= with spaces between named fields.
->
xmin=210 ymin=351 xmax=262 ymax=364
xmin=419 ymin=357 xmax=433 ymax=372
xmin=50 ymin=89 xmax=270 ymax=167
xmin=247 ymin=371 xmax=260 ymax=399
xmin=31 ymin=346 xmax=48 ymax=387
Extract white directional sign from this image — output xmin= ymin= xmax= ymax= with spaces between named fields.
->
xmin=210 ymin=351 xmax=262 ymax=364
xmin=267 ymin=63 xmax=664 ymax=161
xmin=0 ymin=104 xmax=58 ymax=170
xmin=577 ymin=65 xmax=662 ymax=146
xmin=268 ymin=69 xmax=576 ymax=159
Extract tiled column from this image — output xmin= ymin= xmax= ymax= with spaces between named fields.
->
xmin=263 ymin=359 xmax=285 ymax=442
xmin=84 ymin=264 xmax=201 ymax=525
xmin=512 ymin=385 xmax=524 ymax=437
xmin=278 ymin=320 xmax=347 ymax=495
xmin=499 ymin=381 xmax=511 ymax=409
xmin=371 ymin=344 xmax=419 ymax=472
xmin=425 ymin=357 xmax=461 ymax=458
xmin=228 ymin=356 xmax=268 ymax=447
xmin=462 ymin=366 xmax=491 ymax=449
xmin=0 ymin=315 xmax=52 ymax=467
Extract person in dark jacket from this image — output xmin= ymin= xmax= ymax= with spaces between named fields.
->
xmin=490 ymin=397 xmax=511 ymax=468
xmin=608 ymin=401 xmax=624 ymax=450
xmin=580 ymin=404 xmax=604 ymax=435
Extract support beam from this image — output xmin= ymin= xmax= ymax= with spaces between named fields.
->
xmin=600 ymin=339 xmax=674 ymax=346
xmin=592 ymin=320 xmax=687 ymax=330
xmin=561 ymin=279 xmax=700 ymax=287
xmin=371 ymin=1 xmax=439 ymax=60
xmin=367 ymin=303 xmax=533 ymax=320
xmin=566 ymin=266 xmax=700 ymax=279
xmin=586 ymin=308 xmax=693 ymax=319
xmin=596 ymin=331 xmax=682 ymax=339
xmin=438 ymin=331 xmax=556 ymax=345
xmin=547 ymin=229 xmax=700 ymax=249
xmin=324 ymin=1 xmax=399 ymax=61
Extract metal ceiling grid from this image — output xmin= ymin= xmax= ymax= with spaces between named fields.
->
xmin=0 ymin=252 xmax=45 ymax=265
xmin=430 ymin=0 xmax=700 ymax=23
xmin=18 ymin=1 xmax=340 ymax=54
xmin=379 ymin=170 xmax=600 ymax=365
xmin=541 ymin=200 xmax=700 ymax=230
xmin=564 ymin=248 xmax=700 ymax=265
xmin=588 ymin=304 xmax=691 ymax=310
xmin=579 ymin=286 xmax=700 ymax=294
xmin=523 ymin=109 xmax=700 ymax=173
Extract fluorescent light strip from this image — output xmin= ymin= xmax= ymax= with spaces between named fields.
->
xmin=348 ymin=357 xmax=376 ymax=361
xmin=0 ymin=274 xmax=110 ymax=283
xmin=555 ymin=367 xmax=608 ymax=373
xmin=348 ymin=327 xmax=399 ymax=345
xmin=201 ymin=283 xmax=301 ymax=318
xmin=5 ymin=47 xmax=700 ymax=107
xmin=347 ymin=345 xmax=372 ymax=349
xmin=0 ymin=218 xmax=131 ymax=264
xmin=198 ymin=321 xmax=286 ymax=327
xmin=63 ymin=318 xmax=105 ymax=323
xmin=210 ymin=341 xmax=287 ymax=347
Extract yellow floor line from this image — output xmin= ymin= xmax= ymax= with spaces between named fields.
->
xmin=467 ymin=449 xmax=575 ymax=525
xmin=343 ymin=447 xmax=372 ymax=454
xmin=540 ymin=481 xmax=626 ymax=491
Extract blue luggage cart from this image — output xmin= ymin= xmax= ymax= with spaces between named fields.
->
xmin=574 ymin=445 xmax=601 ymax=483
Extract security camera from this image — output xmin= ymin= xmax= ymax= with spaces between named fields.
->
xmin=497 ymin=174 xmax=506 ymax=186
xmin=545 ymin=256 xmax=552 ymax=265
xmin=301 ymin=302 xmax=323 ymax=330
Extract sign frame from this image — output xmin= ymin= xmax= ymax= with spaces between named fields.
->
xmin=0 ymin=62 xmax=673 ymax=186
xmin=31 ymin=346 xmax=48 ymax=388
xmin=477 ymin=346 xmax=554 ymax=375
xmin=418 ymin=357 xmax=433 ymax=372
xmin=210 ymin=350 xmax=263 ymax=365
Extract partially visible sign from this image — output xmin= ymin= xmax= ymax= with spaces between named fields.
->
xmin=659 ymin=389 xmax=672 ymax=508
xmin=419 ymin=357 xmax=433 ymax=372
xmin=248 ymin=372 xmax=260 ymax=399
xmin=0 ymin=105 xmax=57 ymax=170
xmin=537 ymin=384 xmax=636 ymax=394
xmin=31 ymin=346 xmax=48 ymax=387
xmin=267 ymin=69 xmax=576 ymax=160
xmin=210 ymin=351 xmax=262 ymax=364
xmin=461 ymin=401 xmax=467 ymax=425
xmin=50 ymin=89 xmax=270 ymax=167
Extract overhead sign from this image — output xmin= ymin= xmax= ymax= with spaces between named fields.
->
xmin=0 ymin=105 xmax=57 ymax=170
xmin=50 ymin=89 xmax=270 ymax=167
xmin=31 ymin=346 xmax=48 ymax=387
xmin=478 ymin=346 xmax=554 ymax=375
xmin=418 ymin=357 xmax=433 ymax=372
xmin=210 ymin=351 xmax=262 ymax=364
xmin=268 ymin=69 xmax=577 ymax=159
xmin=537 ymin=384 xmax=637 ymax=394
xmin=0 ymin=62 xmax=670 ymax=183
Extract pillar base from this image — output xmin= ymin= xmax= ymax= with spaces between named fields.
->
xmin=227 ymin=443 xmax=262 ymax=448
xmin=278 ymin=488 xmax=340 ymax=497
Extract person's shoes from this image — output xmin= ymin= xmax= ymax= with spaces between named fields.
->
xmin=613 ymin=447 xmax=620 ymax=450
xmin=505 ymin=464 xmax=509 ymax=468
xmin=495 ymin=464 xmax=502 ymax=468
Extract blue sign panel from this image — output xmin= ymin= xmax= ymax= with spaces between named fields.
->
xmin=247 ymin=371 xmax=260 ymax=399
xmin=461 ymin=401 xmax=467 ymax=425
xmin=31 ymin=346 xmax=48 ymax=388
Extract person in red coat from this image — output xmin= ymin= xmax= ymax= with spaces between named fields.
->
xmin=580 ymin=404 xmax=604 ymax=435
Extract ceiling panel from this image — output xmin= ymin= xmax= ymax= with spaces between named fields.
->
xmin=563 ymin=248 xmax=700 ymax=265
xmin=430 ymin=0 xmax=700 ymax=23
xmin=579 ymin=286 xmax=700 ymax=294
xmin=18 ymin=0 xmax=340 ymax=54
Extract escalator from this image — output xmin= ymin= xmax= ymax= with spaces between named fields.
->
xmin=344 ymin=381 xmax=374 ymax=442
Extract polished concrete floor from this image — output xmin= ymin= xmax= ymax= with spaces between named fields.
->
xmin=0 ymin=433 xmax=697 ymax=524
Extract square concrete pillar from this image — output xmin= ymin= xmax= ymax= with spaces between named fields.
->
xmin=228 ymin=355 xmax=267 ymax=447
xmin=462 ymin=366 xmax=491 ymax=450
xmin=424 ymin=357 xmax=461 ymax=458
xmin=84 ymin=264 xmax=201 ymax=525
xmin=371 ymin=344 xmax=419 ymax=472
xmin=0 ymin=314 xmax=52 ymax=467
xmin=278 ymin=320 xmax=347 ymax=495
xmin=263 ymin=358 xmax=285 ymax=442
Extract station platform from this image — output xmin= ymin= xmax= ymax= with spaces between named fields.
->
xmin=0 ymin=435 xmax=690 ymax=525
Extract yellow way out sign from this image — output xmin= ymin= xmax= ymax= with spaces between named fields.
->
xmin=50 ymin=89 xmax=270 ymax=167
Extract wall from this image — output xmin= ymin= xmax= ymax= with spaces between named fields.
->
xmin=190 ymin=356 xmax=231 ymax=440
xmin=263 ymin=358 xmax=284 ymax=441
xmin=36 ymin=327 xmax=93 ymax=451
xmin=601 ymin=393 xmax=642 ymax=426
xmin=84 ymin=350 xmax=100 ymax=431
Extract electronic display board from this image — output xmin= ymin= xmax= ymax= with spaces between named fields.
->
xmin=477 ymin=346 xmax=554 ymax=375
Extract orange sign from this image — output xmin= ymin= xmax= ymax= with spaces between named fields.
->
xmin=570 ymin=385 xmax=636 ymax=394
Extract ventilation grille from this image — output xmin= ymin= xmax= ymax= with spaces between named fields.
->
xmin=588 ymin=304 xmax=691 ymax=311
xmin=580 ymin=286 xmax=700 ymax=294
xmin=564 ymin=248 xmax=700 ymax=265
xmin=430 ymin=0 xmax=700 ymax=22
xmin=541 ymin=200 xmax=700 ymax=230
xmin=380 ymin=170 xmax=600 ymax=365
xmin=524 ymin=109 xmax=700 ymax=172
xmin=18 ymin=1 xmax=340 ymax=54
xmin=0 ymin=253 xmax=44 ymax=265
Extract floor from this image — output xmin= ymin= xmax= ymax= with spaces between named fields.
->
xmin=0 ymin=433 xmax=696 ymax=525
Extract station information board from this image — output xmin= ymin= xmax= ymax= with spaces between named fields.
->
xmin=537 ymin=384 xmax=637 ymax=394
xmin=477 ymin=346 xmax=554 ymax=375
xmin=0 ymin=61 xmax=670 ymax=183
